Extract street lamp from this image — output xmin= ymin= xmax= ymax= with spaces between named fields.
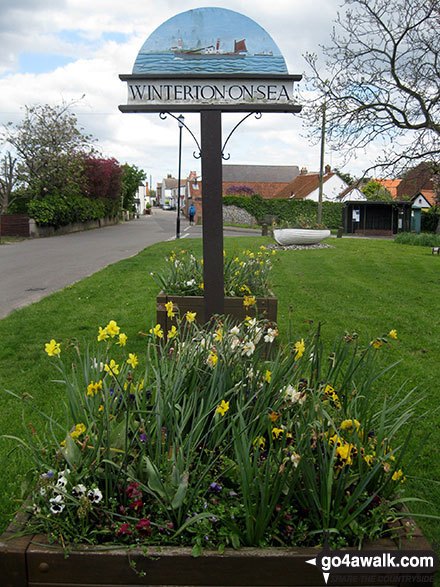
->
xmin=176 ymin=114 xmax=184 ymax=239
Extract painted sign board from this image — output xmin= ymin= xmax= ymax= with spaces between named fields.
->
xmin=119 ymin=8 xmax=301 ymax=113
xmin=120 ymin=74 xmax=301 ymax=112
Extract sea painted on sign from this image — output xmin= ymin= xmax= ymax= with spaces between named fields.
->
xmin=133 ymin=53 xmax=287 ymax=74
xmin=133 ymin=7 xmax=288 ymax=75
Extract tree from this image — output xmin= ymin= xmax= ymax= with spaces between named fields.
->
xmin=0 ymin=152 xmax=19 ymax=213
xmin=2 ymin=101 xmax=94 ymax=200
xmin=361 ymin=180 xmax=392 ymax=201
xmin=304 ymin=0 xmax=440 ymax=174
xmin=121 ymin=164 xmax=146 ymax=212
xmin=83 ymin=157 xmax=123 ymax=201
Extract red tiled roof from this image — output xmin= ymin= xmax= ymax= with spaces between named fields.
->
xmin=275 ymin=173 xmax=335 ymax=199
xmin=375 ymin=179 xmax=400 ymax=199
xmin=419 ymin=190 xmax=436 ymax=206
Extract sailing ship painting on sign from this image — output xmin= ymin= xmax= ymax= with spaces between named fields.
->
xmin=173 ymin=39 xmax=248 ymax=60
xmin=133 ymin=7 xmax=288 ymax=74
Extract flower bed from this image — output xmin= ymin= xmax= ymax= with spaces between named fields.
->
xmin=2 ymin=316 xmax=429 ymax=552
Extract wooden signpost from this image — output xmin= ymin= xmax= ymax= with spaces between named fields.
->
xmin=119 ymin=8 xmax=302 ymax=320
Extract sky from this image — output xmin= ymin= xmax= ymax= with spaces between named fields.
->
xmin=0 ymin=0 xmax=384 ymax=189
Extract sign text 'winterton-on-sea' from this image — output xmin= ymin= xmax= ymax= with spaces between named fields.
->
xmin=126 ymin=78 xmax=298 ymax=107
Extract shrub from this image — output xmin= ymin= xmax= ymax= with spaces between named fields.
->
xmin=222 ymin=195 xmax=343 ymax=228
xmin=421 ymin=207 xmax=439 ymax=233
xmin=28 ymin=195 xmax=117 ymax=228
xmin=394 ymin=232 xmax=440 ymax=247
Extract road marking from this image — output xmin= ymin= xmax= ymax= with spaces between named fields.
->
xmin=166 ymin=233 xmax=189 ymax=241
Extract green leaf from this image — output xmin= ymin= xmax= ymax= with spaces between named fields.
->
xmin=191 ymin=542 xmax=203 ymax=558
xmin=171 ymin=471 xmax=189 ymax=509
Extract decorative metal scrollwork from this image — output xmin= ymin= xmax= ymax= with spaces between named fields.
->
xmin=159 ymin=112 xmax=202 ymax=159
xmin=221 ymin=112 xmax=262 ymax=161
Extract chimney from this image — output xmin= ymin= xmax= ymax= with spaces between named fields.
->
xmin=300 ymin=167 xmax=308 ymax=175
xmin=325 ymin=164 xmax=331 ymax=174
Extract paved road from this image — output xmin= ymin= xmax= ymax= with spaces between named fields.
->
xmin=0 ymin=209 xmax=259 ymax=319
xmin=0 ymin=210 xmax=180 ymax=319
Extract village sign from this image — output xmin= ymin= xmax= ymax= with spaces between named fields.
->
xmin=119 ymin=7 xmax=302 ymax=319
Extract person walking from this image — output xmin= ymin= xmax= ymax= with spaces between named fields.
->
xmin=188 ymin=204 xmax=196 ymax=226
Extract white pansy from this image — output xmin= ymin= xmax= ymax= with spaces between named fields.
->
xmin=72 ymin=484 xmax=87 ymax=498
xmin=55 ymin=475 xmax=68 ymax=490
xmin=49 ymin=494 xmax=65 ymax=514
xmin=87 ymin=488 xmax=103 ymax=503
xmin=186 ymin=279 xmax=196 ymax=286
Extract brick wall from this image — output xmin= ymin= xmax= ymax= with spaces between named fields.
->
xmin=0 ymin=214 xmax=30 ymax=237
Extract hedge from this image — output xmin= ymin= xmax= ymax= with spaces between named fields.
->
xmin=421 ymin=207 xmax=439 ymax=233
xmin=28 ymin=195 xmax=119 ymax=228
xmin=222 ymin=194 xmax=343 ymax=229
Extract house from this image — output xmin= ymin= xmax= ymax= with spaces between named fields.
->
xmin=276 ymin=166 xmax=366 ymax=202
xmin=185 ymin=173 xmax=202 ymax=223
xmin=376 ymin=163 xmax=437 ymax=210
xmin=222 ymin=164 xmax=300 ymax=198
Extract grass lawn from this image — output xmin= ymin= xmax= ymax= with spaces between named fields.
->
xmin=0 ymin=236 xmax=439 ymax=553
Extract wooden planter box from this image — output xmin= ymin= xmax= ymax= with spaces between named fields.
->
xmin=156 ymin=291 xmax=278 ymax=333
xmin=0 ymin=508 xmax=434 ymax=586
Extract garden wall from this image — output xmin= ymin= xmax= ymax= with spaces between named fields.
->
xmin=222 ymin=205 xmax=257 ymax=226
xmin=28 ymin=216 xmax=119 ymax=238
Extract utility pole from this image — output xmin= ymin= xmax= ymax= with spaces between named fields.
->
xmin=318 ymin=102 xmax=326 ymax=225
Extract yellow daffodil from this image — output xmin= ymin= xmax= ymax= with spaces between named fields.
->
xmin=149 ymin=324 xmax=164 ymax=339
xmin=207 ymin=351 xmax=218 ymax=368
xmin=269 ymin=411 xmax=280 ymax=422
xmin=392 ymin=469 xmax=405 ymax=483
xmin=371 ymin=339 xmax=382 ymax=349
xmin=165 ymin=301 xmax=175 ymax=318
xmin=104 ymin=359 xmax=119 ymax=375
xmin=243 ymin=295 xmax=256 ymax=308
xmin=97 ymin=326 xmax=109 ymax=342
xmin=127 ymin=353 xmax=139 ymax=368
xmin=117 ymin=333 xmax=127 ymax=346
xmin=106 ymin=320 xmax=120 ymax=338
xmin=185 ymin=311 xmax=197 ymax=323
xmin=214 ymin=328 xmax=223 ymax=342
xmin=264 ymin=370 xmax=272 ymax=383
xmin=388 ymin=329 xmax=398 ymax=339
xmin=294 ymin=338 xmax=305 ymax=359
xmin=45 ymin=339 xmax=61 ymax=357
xmin=87 ymin=380 xmax=102 ymax=396
xmin=167 ymin=325 xmax=177 ymax=339
xmin=216 ymin=400 xmax=229 ymax=416
xmin=70 ymin=423 xmax=86 ymax=439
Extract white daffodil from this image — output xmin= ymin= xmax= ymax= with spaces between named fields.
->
xmin=284 ymin=384 xmax=304 ymax=404
xmin=242 ymin=341 xmax=256 ymax=357
xmin=264 ymin=328 xmax=278 ymax=343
